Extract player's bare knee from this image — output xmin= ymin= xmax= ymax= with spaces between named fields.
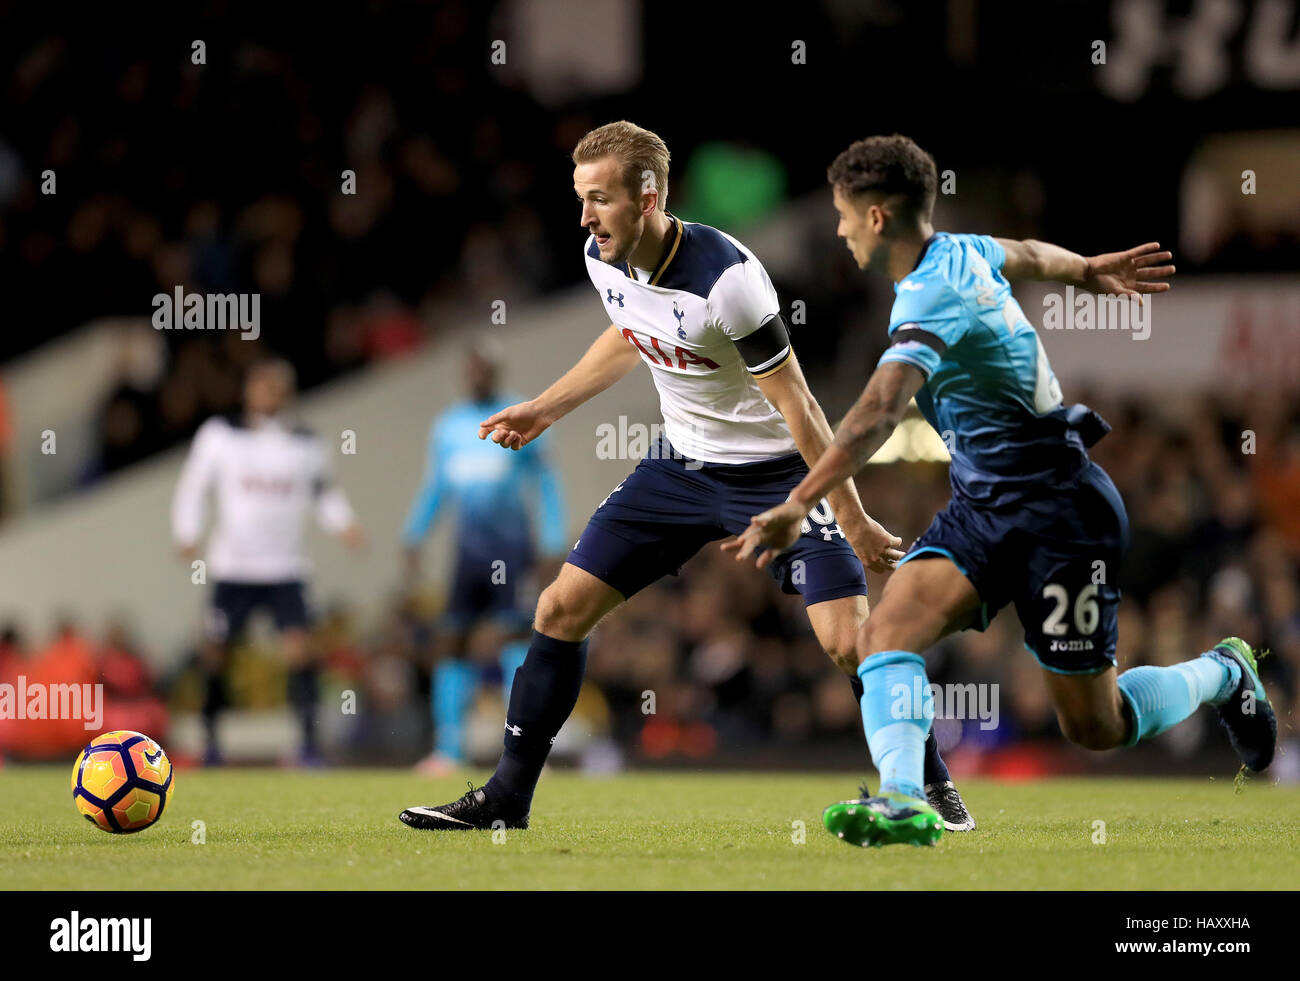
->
xmin=281 ymin=630 xmax=309 ymax=667
xmin=533 ymin=583 xmax=594 ymax=640
xmin=532 ymin=584 xmax=567 ymax=635
xmin=854 ymin=609 xmax=914 ymax=661
xmin=854 ymin=617 xmax=885 ymax=663
xmin=1058 ymin=713 xmax=1125 ymax=751
xmin=823 ymin=633 xmax=858 ymax=674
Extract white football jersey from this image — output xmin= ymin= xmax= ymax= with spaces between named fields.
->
xmin=171 ymin=415 xmax=355 ymax=582
xmin=584 ymin=215 xmax=797 ymax=463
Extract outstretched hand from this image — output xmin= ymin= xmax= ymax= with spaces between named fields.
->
xmin=847 ymin=516 xmax=906 ymax=574
xmin=723 ymin=502 xmax=907 ymax=573
xmin=1080 ymin=242 xmax=1174 ymax=303
xmin=720 ymin=500 xmax=808 ymax=570
xmin=479 ymin=400 xmax=552 ymax=451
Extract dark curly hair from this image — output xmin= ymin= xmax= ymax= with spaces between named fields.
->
xmin=827 ymin=135 xmax=937 ymax=222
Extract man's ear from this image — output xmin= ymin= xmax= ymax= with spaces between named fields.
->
xmin=869 ymin=201 xmax=887 ymax=234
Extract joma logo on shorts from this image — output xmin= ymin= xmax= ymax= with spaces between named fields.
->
xmin=1048 ymin=639 xmax=1095 ymax=652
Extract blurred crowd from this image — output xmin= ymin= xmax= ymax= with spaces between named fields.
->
xmin=5 ymin=390 xmax=1296 ymax=779
xmin=1 ymin=13 xmax=579 ymax=358
xmin=1 ymin=24 xmax=799 ymax=492
xmin=1 ymin=17 xmax=602 ymax=488
xmin=0 ymin=618 xmax=168 ymax=760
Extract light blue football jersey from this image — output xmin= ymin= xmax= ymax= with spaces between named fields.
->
xmin=402 ymin=398 xmax=567 ymax=555
xmin=878 ymin=233 xmax=1104 ymax=507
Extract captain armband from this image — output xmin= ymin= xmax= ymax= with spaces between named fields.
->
xmin=734 ymin=314 xmax=793 ymax=378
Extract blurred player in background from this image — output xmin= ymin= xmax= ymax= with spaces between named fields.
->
xmin=402 ymin=339 xmax=568 ymax=776
xmin=172 ymin=358 xmax=365 ymax=765
xmin=728 ymin=135 xmax=1273 ymax=847
xmin=401 ymin=121 xmax=974 ymax=833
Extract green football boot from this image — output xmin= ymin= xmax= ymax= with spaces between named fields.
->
xmin=1209 ymin=637 xmax=1276 ymax=772
xmin=823 ymin=790 xmax=943 ymax=848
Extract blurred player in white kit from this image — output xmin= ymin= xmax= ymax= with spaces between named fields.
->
xmin=171 ymin=358 xmax=365 ymax=765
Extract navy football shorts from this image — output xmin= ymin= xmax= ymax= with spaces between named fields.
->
xmin=206 ymin=580 xmax=310 ymax=644
xmin=900 ymin=461 xmax=1130 ymax=674
xmin=444 ymin=542 xmax=533 ymax=633
xmin=568 ymin=437 xmax=867 ymax=606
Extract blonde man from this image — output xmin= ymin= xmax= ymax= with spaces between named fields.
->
xmin=401 ymin=122 xmax=972 ymax=832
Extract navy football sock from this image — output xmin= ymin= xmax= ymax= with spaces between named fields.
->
xmin=923 ymin=727 xmax=950 ymax=785
xmin=850 ymin=673 xmax=950 ymax=787
xmin=485 ymin=631 xmax=588 ymax=807
xmin=287 ymin=665 xmax=320 ymax=755
xmin=201 ymin=670 xmax=226 ymax=758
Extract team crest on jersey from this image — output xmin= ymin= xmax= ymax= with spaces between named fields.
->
xmin=672 ymin=301 xmax=687 ymax=339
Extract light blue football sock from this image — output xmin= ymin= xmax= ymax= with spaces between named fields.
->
xmin=432 ymin=659 xmax=479 ymax=760
xmin=499 ymin=639 xmax=529 ymax=702
xmin=1117 ymin=652 xmax=1240 ymax=746
xmin=1201 ymin=648 xmax=1244 ymax=702
xmin=858 ymin=651 xmax=932 ymax=801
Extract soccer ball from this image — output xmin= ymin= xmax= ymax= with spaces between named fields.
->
xmin=70 ymin=730 xmax=175 ymax=833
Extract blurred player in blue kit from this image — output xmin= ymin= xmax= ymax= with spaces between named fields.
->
xmin=402 ymin=340 xmax=568 ymax=775
xmin=727 ymin=135 xmax=1275 ymax=847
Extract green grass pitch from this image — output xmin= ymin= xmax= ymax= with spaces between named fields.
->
xmin=3 ymin=767 xmax=1298 ymax=890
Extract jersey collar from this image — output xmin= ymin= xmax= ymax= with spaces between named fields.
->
xmin=894 ymin=233 xmax=940 ymax=293
xmin=245 ymin=411 xmax=292 ymax=431
xmin=910 ymin=233 xmax=939 ymax=272
xmin=622 ymin=213 xmax=684 ymax=284
xmin=648 ymin=213 xmax=684 ymax=285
